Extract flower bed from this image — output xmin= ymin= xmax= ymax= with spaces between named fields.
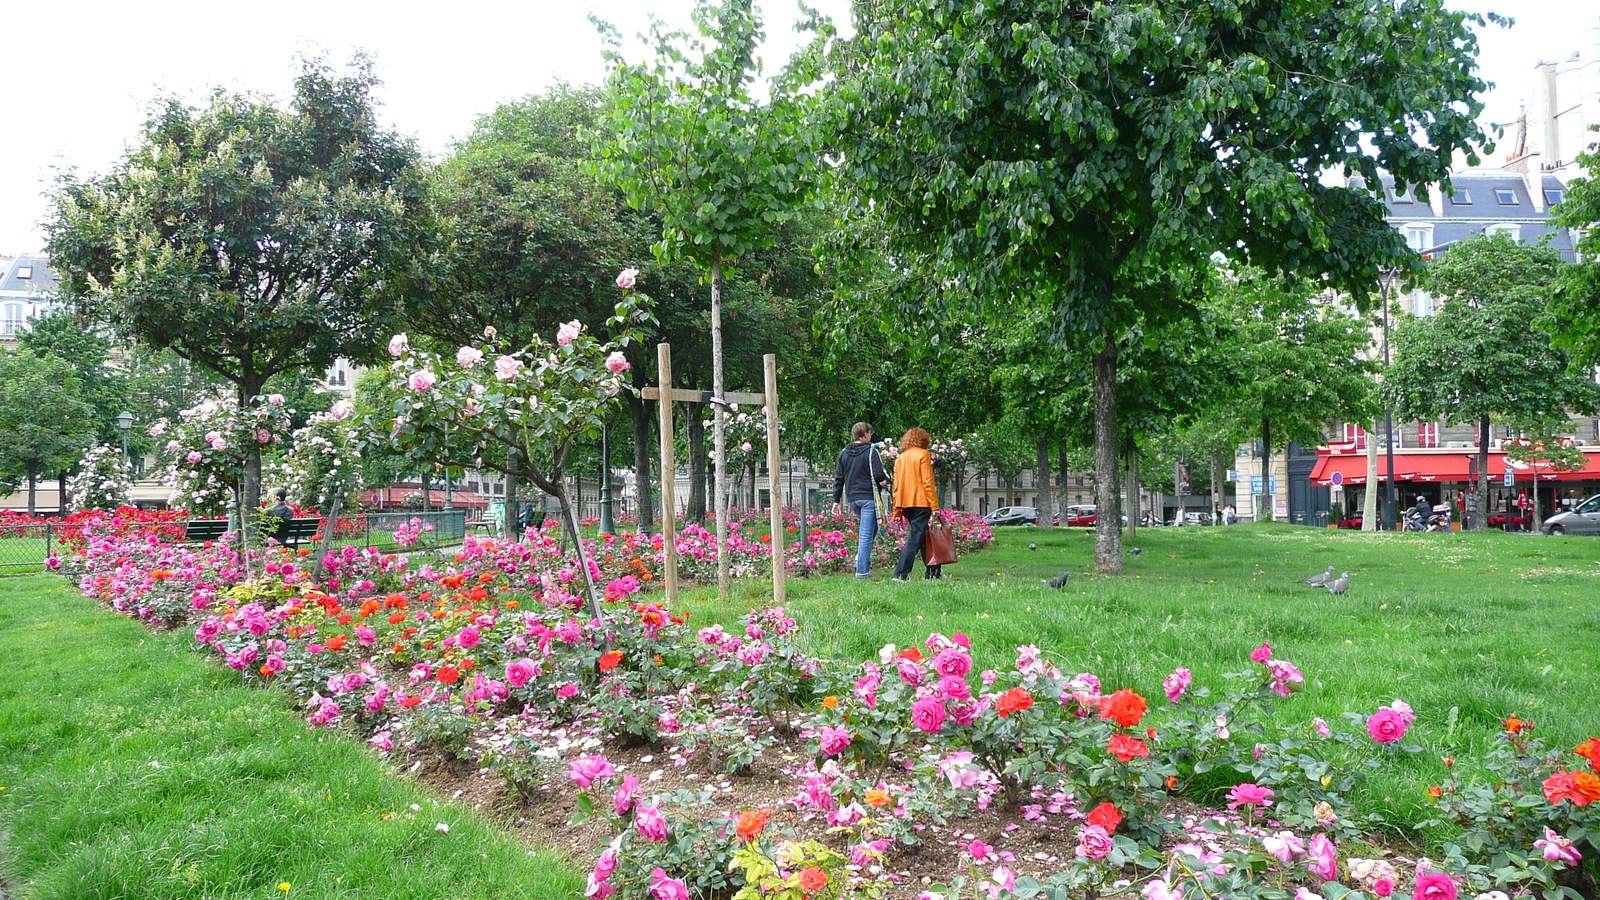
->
xmin=55 ymin=527 xmax=1597 ymax=900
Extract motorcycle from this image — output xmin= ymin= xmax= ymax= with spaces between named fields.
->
xmin=1403 ymin=507 xmax=1451 ymax=533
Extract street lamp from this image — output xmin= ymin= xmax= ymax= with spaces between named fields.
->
xmin=599 ymin=423 xmax=615 ymax=535
xmin=116 ymin=411 xmax=134 ymax=469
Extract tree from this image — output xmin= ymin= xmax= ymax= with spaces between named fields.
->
xmin=830 ymin=0 xmax=1489 ymax=571
xmin=0 ymin=350 xmax=96 ymax=514
xmin=1381 ymin=234 xmax=1600 ymax=529
xmin=17 ymin=310 xmax=127 ymax=447
xmin=45 ymin=56 xmax=427 ymax=524
xmin=1218 ymin=271 xmax=1375 ymax=522
xmin=593 ymin=0 xmax=821 ymax=596
xmin=1551 ymin=137 xmax=1600 ymax=363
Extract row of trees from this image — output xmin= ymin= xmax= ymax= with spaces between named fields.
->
xmin=35 ymin=2 xmax=1600 ymax=575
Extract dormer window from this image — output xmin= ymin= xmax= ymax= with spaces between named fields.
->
xmin=1494 ymin=189 xmax=1518 ymax=205
xmin=15 ymin=266 xmax=31 ymax=280
xmin=1389 ymin=186 xmax=1414 ymax=204
xmin=1450 ymin=189 xmax=1471 ymax=204
xmin=1545 ymin=189 xmax=1565 ymax=206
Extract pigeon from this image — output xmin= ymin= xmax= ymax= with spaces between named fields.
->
xmin=1128 ymin=546 xmax=1143 ymax=556
xmin=1028 ymin=542 xmax=1037 ymax=551
xmin=1299 ymin=566 xmax=1335 ymax=587
xmin=1324 ymin=573 xmax=1350 ymax=595
xmin=1044 ymin=571 xmax=1071 ymax=589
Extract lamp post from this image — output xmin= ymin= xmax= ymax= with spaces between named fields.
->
xmin=599 ymin=422 xmax=616 ymax=535
xmin=116 ymin=411 xmax=134 ymax=469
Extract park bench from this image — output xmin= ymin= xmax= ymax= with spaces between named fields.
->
xmin=181 ymin=518 xmax=320 ymax=546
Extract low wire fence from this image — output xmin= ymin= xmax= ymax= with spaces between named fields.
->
xmin=2 ymin=509 xmax=470 ymax=573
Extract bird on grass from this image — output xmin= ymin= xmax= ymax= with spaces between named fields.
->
xmin=1044 ymin=571 xmax=1071 ymax=589
xmin=1325 ymin=573 xmax=1350 ymax=595
xmin=1028 ymin=542 xmax=1037 ymax=551
xmin=1299 ymin=566 xmax=1335 ymax=587
xmin=1128 ymin=546 xmax=1143 ymax=556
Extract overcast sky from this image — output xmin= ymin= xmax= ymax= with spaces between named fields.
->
xmin=2 ymin=0 xmax=1593 ymax=256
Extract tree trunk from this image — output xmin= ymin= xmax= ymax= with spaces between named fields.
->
xmin=1260 ymin=418 xmax=1273 ymax=523
xmin=1474 ymin=414 xmax=1491 ymax=531
xmin=1091 ymin=331 xmax=1123 ymax=574
xmin=710 ymin=257 xmax=730 ymax=600
xmin=26 ymin=463 xmax=38 ymax=517
xmin=317 ymin=490 xmax=341 ymax=569
xmin=238 ymin=379 xmax=267 ymax=544
xmin=554 ymin=483 xmax=605 ymax=622
xmin=1125 ymin=433 xmax=1141 ymax=542
xmin=1362 ymin=421 xmax=1379 ymax=531
xmin=421 ymin=471 xmax=433 ymax=511
xmin=505 ymin=447 xmax=521 ymax=541
xmin=58 ymin=471 xmax=70 ymax=516
xmin=686 ymin=409 xmax=707 ymax=524
xmin=1034 ymin=437 xmax=1054 ymax=530
xmin=626 ymin=391 xmax=656 ymax=535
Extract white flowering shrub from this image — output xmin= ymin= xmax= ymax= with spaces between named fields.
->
xmin=66 ymin=444 xmax=134 ymax=511
xmin=269 ymin=399 xmax=362 ymax=512
xmin=152 ymin=394 xmax=294 ymax=516
xmin=705 ymin=407 xmax=783 ymax=469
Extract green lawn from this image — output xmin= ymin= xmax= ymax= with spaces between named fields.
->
xmin=0 ymin=575 xmax=582 ymax=900
xmin=685 ymin=522 xmax=1600 ymax=828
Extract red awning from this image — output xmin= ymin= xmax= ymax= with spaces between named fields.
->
xmin=1310 ymin=449 xmax=1600 ymax=486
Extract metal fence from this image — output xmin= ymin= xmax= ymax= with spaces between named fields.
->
xmin=1 ymin=509 xmax=469 ymax=573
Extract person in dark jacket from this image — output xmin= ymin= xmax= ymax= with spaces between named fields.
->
xmin=265 ymin=488 xmax=294 ymax=544
xmin=831 ymin=422 xmax=891 ymax=578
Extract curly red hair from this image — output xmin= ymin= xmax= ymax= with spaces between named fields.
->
xmin=900 ymin=427 xmax=931 ymax=450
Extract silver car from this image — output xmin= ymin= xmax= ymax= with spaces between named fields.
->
xmin=1542 ymin=493 xmax=1600 ymax=535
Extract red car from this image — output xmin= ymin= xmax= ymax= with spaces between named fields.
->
xmin=1063 ymin=505 xmax=1098 ymax=527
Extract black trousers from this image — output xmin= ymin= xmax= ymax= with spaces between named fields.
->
xmin=894 ymin=507 xmax=941 ymax=579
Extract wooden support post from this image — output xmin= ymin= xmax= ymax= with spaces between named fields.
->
xmin=764 ymin=354 xmax=785 ymax=606
xmin=656 ymin=344 xmax=680 ymax=606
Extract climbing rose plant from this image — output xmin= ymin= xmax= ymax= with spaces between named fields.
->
xmin=152 ymin=394 xmax=294 ymax=516
xmin=66 ymin=443 xmax=133 ymax=511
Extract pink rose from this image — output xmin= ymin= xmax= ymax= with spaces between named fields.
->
xmin=1367 ymin=707 xmax=1409 ymax=744
xmin=408 ymin=369 xmax=436 ymax=392
xmin=818 ymin=725 xmax=851 ymax=755
xmin=896 ymin=657 xmax=924 ymax=686
xmin=457 ymin=626 xmax=480 ymax=649
xmin=1314 ymin=717 xmax=1331 ymax=737
xmin=1306 ymin=834 xmax=1338 ymax=881
xmin=613 ymin=773 xmax=640 ymax=817
xmin=388 ymin=333 xmax=409 ymax=356
xmin=1262 ymin=831 xmax=1306 ymax=863
xmin=616 ymin=267 xmax=639 ymax=290
xmin=605 ymin=351 xmax=631 ymax=374
xmin=933 ymin=648 xmax=973 ymax=677
xmin=912 ymin=696 xmax=947 ymax=733
xmin=1225 ymin=783 xmax=1274 ymax=812
xmin=456 ymin=346 xmax=484 ymax=368
xmin=593 ymin=846 xmax=619 ymax=882
xmin=369 ymin=730 xmax=393 ymax=751
xmin=1163 ymin=666 xmax=1192 ymax=702
xmin=568 ymin=754 xmax=615 ymax=788
xmin=1249 ymin=642 xmax=1273 ymax=664
xmin=505 ymin=658 xmax=536 ymax=688
xmin=939 ymin=675 xmax=971 ymax=701
xmin=1075 ymin=824 xmax=1114 ymax=860
xmin=556 ymin=683 xmax=579 ymax=698
xmin=1411 ymin=872 xmax=1458 ymax=900
xmin=557 ymin=320 xmax=582 ymax=345
xmin=648 ymin=868 xmax=688 ymax=900
xmin=635 ymin=803 xmax=668 ymax=841
xmin=1535 ymin=827 xmax=1582 ymax=865
xmin=495 ymin=355 xmax=522 ymax=381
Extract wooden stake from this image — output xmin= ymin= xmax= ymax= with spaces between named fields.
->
xmin=656 ymin=343 xmax=680 ymax=606
xmin=764 ymin=354 xmax=785 ymax=606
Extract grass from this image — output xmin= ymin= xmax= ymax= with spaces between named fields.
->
xmin=0 ymin=575 xmax=582 ymax=900
xmin=3 ymin=523 xmax=1595 ymax=893
xmin=682 ymin=522 xmax=1600 ymax=830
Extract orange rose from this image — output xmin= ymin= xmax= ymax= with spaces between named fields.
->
xmin=1504 ymin=717 xmax=1531 ymax=734
xmin=1427 ymin=785 xmax=1443 ymax=798
xmin=898 ymin=647 xmax=924 ymax=663
xmin=599 ymin=651 xmax=624 ymax=672
xmin=735 ymin=808 xmax=771 ymax=842
xmin=864 ymin=788 xmax=892 ymax=808
xmin=437 ymin=667 xmax=460 ymax=684
xmin=821 ymin=695 xmax=839 ymax=710
xmin=798 ymin=867 xmax=828 ymax=891
xmin=995 ymin=687 xmax=1034 ymax=718
xmin=1099 ymin=689 xmax=1148 ymax=728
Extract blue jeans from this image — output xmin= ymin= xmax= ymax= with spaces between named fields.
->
xmin=850 ymin=499 xmax=879 ymax=576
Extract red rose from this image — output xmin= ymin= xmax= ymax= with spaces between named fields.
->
xmin=1086 ymin=802 xmax=1123 ymax=832
xmin=995 ymin=687 xmax=1034 ymax=718
xmin=1107 ymin=734 xmax=1149 ymax=761
xmin=1099 ymin=689 xmax=1148 ymax=728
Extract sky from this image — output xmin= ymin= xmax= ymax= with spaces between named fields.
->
xmin=1 ymin=0 xmax=1594 ymax=256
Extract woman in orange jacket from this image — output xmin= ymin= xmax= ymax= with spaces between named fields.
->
xmin=891 ymin=426 xmax=941 ymax=581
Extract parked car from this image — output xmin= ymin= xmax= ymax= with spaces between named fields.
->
xmin=1181 ymin=511 xmax=1214 ymax=526
xmin=983 ymin=506 xmax=1039 ymax=527
xmin=1062 ymin=505 xmax=1097 ymax=527
xmin=1542 ymin=493 xmax=1600 ymax=536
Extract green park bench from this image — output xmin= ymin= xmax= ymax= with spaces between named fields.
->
xmin=181 ymin=518 xmax=320 ymax=547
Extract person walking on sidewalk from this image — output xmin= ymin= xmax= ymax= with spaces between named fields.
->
xmin=832 ymin=423 xmax=891 ymax=578
xmin=891 ymin=427 xmax=941 ymax=581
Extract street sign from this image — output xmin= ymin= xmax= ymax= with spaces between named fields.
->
xmin=1330 ymin=471 xmax=1343 ymax=486
xmin=1503 ymin=466 xmax=1515 ymax=487
xmin=1226 ymin=469 xmax=1238 ymax=482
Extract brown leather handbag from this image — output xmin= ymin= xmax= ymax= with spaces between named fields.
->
xmin=924 ymin=513 xmax=958 ymax=566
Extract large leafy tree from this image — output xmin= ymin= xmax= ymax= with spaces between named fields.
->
xmin=45 ymin=56 xmax=427 ymax=521
xmin=17 ymin=311 xmax=127 ymax=448
xmin=0 ymin=350 xmax=96 ymax=514
xmin=829 ymin=0 xmax=1488 ymax=571
xmin=593 ymin=0 xmax=821 ymax=596
xmin=1551 ymin=138 xmax=1600 ymax=363
xmin=1382 ymin=233 xmax=1600 ymax=529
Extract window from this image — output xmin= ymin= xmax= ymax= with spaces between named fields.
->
xmin=1545 ymin=189 xmax=1565 ymax=206
xmin=1450 ymin=189 xmax=1471 ymax=204
xmin=14 ymin=266 xmax=31 ymax=280
xmin=1 ymin=304 xmax=23 ymax=335
xmin=1413 ymin=289 xmax=1433 ymax=317
xmin=1486 ymin=223 xmax=1521 ymax=242
xmin=1494 ymin=188 xmax=1518 ymax=205
xmin=1405 ymin=227 xmax=1432 ymax=252
xmin=1343 ymin=423 xmax=1366 ymax=450
xmin=1417 ymin=422 xmax=1439 ymax=448
xmin=1389 ymin=186 xmax=1414 ymax=204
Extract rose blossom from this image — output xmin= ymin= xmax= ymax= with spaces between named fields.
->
xmin=557 ymin=320 xmax=582 ymax=345
xmin=388 ymin=333 xmax=409 ymax=356
xmin=1535 ymin=826 xmax=1583 ymax=865
xmin=647 ymin=868 xmax=688 ymax=900
xmin=932 ymin=648 xmax=973 ymax=677
xmin=818 ymin=724 xmax=851 ymax=755
xmin=1412 ymin=872 xmax=1459 ymax=900
xmin=456 ymin=346 xmax=484 ymax=368
xmin=1367 ymin=707 xmax=1409 ymax=744
xmin=1163 ymin=667 xmax=1192 ymax=702
xmin=912 ymin=696 xmax=948 ymax=733
xmin=494 ymin=355 xmax=523 ymax=381
xmin=1306 ymin=834 xmax=1338 ymax=881
xmin=568 ymin=754 xmax=614 ymax=788
xmin=505 ymin=658 xmax=536 ymax=688
xmin=1262 ymin=831 xmax=1307 ymax=863
xmin=1250 ymin=642 xmax=1273 ymax=664
xmin=613 ymin=773 xmax=640 ymax=817
xmin=635 ymin=803 xmax=668 ymax=841
xmin=1314 ymin=717 xmax=1331 ymax=737
xmin=605 ymin=351 xmax=631 ymax=374
xmin=408 ymin=369 xmax=436 ymax=392
xmin=938 ymin=675 xmax=971 ymax=701
xmin=1075 ymin=824 xmax=1114 ymax=860
xmin=1225 ymin=783 xmax=1274 ymax=812
xmin=616 ymin=267 xmax=640 ymax=290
